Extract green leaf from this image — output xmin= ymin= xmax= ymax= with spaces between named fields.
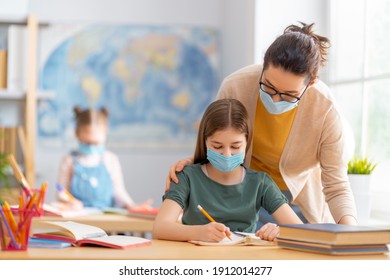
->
xmin=347 ymin=156 xmax=377 ymax=174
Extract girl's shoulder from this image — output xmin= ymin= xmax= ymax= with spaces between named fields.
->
xmin=175 ymin=164 xmax=205 ymax=184
xmin=244 ymin=167 xmax=273 ymax=181
xmin=181 ymin=163 xmax=203 ymax=175
xmin=102 ymin=150 xmax=118 ymax=159
xmin=244 ymin=166 xmax=267 ymax=176
xmin=60 ymin=153 xmax=75 ymax=166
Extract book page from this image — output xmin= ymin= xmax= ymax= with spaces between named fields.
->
xmin=190 ymin=232 xmax=274 ymax=246
xmin=43 ymin=203 xmax=103 ymax=218
xmin=127 ymin=208 xmax=159 ymax=219
xmin=189 ymin=232 xmax=252 ymax=246
xmin=44 ymin=221 xmax=107 ymax=241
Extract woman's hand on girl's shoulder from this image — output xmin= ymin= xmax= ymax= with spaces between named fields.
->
xmin=165 ymin=158 xmax=193 ymax=192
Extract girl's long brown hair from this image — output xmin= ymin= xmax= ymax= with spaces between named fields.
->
xmin=193 ymin=99 xmax=251 ymax=164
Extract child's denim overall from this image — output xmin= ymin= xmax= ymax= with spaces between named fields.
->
xmin=70 ymin=152 xmax=114 ymax=208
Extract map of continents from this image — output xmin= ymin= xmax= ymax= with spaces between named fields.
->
xmin=38 ymin=25 xmax=219 ymax=148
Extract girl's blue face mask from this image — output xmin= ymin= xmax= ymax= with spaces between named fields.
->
xmin=78 ymin=142 xmax=105 ymax=155
xmin=206 ymin=148 xmax=244 ymax=173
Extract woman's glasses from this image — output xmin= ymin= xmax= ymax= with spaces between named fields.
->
xmin=259 ymin=69 xmax=310 ymax=103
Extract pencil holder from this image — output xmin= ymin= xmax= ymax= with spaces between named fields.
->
xmin=23 ymin=187 xmax=47 ymax=217
xmin=0 ymin=208 xmax=36 ymax=251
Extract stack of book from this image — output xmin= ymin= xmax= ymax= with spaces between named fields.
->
xmin=276 ymin=223 xmax=390 ymax=255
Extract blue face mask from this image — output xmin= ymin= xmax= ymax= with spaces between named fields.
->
xmin=206 ymin=148 xmax=244 ymax=173
xmin=260 ymin=88 xmax=298 ymax=115
xmin=78 ymin=142 xmax=105 ymax=155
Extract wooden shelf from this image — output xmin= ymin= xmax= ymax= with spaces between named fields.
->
xmin=0 ymin=14 xmax=28 ymax=25
xmin=0 ymin=90 xmax=25 ymax=99
xmin=0 ymin=15 xmax=39 ymax=187
xmin=0 ymin=90 xmax=54 ymax=100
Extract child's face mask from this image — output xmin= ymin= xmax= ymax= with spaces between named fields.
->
xmin=78 ymin=142 xmax=105 ymax=155
xmin=206 ymin=148 xmax=244 ymax=172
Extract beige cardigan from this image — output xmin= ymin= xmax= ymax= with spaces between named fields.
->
xmin=216 ymin=64 xmax=357 ymax=223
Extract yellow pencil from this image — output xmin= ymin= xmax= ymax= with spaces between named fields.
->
xmin=197 ymin=204 xmax=232 ymax=240
xmin=56 ymin=183 xmax=77 ymax=201
xmin=2 ymin=202 xmax=18 ymax=238
xmin=36 ymin=183 xmax=48 ymax=210
xmin=19 ymin=195 xmax=24 ymax=220
xmin=6 ymin=154 xmax=32 ymax=196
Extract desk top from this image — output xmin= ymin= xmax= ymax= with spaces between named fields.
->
xmin=31 ymin=214 xmax=154 ymax=233
xmin=1 ymin=240 xmax=389 ymax=260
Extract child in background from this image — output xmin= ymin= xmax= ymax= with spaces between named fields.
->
xmin=153 ymin=99 xmax=302 ymax=242
xmin=57 ymin=106 xmax=152 ymax=210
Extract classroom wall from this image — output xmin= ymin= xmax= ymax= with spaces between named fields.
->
xmin=0 ymin=0 xmax=28 ymax=16
xmin=26 ymin=0 xmax=324 ymax=206
xmin=28 ymin=0 xmax=256 ymax=205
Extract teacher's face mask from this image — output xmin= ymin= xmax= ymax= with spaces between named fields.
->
xmin=259 ymin=88 xmax=298 ymax=115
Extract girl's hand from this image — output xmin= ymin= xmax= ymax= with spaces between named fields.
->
xmin=165 ymin=158 xmax=193 ymax=192
xmin=199 ymin=222 xmax=231 ymax=242
xmin=69 ymin=198 xmax=84 ymax=210
xmin=256 ymin=223 xmax=279 ymax=241
xmin=57 ymin=192 xmax=84 ymax=210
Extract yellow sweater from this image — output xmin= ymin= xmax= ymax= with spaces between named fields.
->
xmin=216 ymin=64 xmax=357 ymax=223
xmin=250 ymin=97 xmax=297 ymax=190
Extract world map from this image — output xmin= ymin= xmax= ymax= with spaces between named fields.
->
xmin=38 ymin=25 xmax=219 ymax=149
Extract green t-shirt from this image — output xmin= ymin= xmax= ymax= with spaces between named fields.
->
xmin=163 ymin=164 xmax=288 ymax=232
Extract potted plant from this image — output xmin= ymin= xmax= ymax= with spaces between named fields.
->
xmin=0 ymin=152 xmax=12 ymax=203
xmin=348 ymin=156 xmax=377 ymax=175
xmin=347 ymin=156 xmax=377 ymax=224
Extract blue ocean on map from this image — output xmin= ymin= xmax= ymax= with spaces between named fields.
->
xmin=38 ymin=25 xmax=219 ymax=149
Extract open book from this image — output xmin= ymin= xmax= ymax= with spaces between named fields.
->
xmin=43 ymin=203 xmax=159 ymax=219
xmin=102 ymin=207 xmax=159 ymax=219
xmin=127 ymin=208 xmax=159 ymax=219
xmin=32 ymin=221 xmax=152 ymax=249
xmin=42 ymin=203 xmax=104 ymax=218
xmin=189 ymin=231 xmax=274 ymax=246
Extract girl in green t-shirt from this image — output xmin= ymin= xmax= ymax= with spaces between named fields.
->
xmin=153 ymin=99 xmax=302 ymax=242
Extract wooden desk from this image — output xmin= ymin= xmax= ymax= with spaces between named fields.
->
xmin=31 ymin=214 xmax=154 ymax=234
xmin=1 ymin=240 xmax=389 ymax=260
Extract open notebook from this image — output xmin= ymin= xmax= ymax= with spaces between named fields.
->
xmin=189 ymin=231 xmax=274 ymax=246
xmin=42 ymin=203 xmax=104 ymax=218
xmin=32 ymin=221 xmax=152 ymax=249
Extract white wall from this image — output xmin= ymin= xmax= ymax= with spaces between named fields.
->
xmin=27 ymin=0 xmax=257 ymax=206
xmin=0 ymin=0 xmax=28 ymax=17
xmin=29 ymin=0 xmax=221 ymax=26
xmin=220 ymin=0 xmax=255 ymax=76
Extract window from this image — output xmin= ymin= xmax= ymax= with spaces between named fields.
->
xmin=329 ymin=0 xmax=390 ymax=211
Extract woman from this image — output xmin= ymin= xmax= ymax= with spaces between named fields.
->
xmin=166 ymin=22 xmax=357 ymax=226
